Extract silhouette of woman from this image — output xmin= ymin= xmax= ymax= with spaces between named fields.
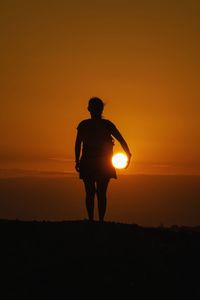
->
xmin=75 ymin=97 xmax=132 ymax=222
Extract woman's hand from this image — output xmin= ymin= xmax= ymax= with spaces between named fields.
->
xmin=75 ymin=161 xmax=80 ymax=172
xmin=125 ymin=153 xmax=132 ymax=169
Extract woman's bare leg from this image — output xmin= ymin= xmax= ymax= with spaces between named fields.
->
xmin=83 ymin=179 xmax=96 ymax=221
xmin=96 ymin=179 xmax=110 ymax=222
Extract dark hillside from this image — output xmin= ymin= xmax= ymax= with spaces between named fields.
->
xmin=1 ymin=220 xmax=200 ymax=299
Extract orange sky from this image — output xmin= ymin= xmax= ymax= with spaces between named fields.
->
xmin=1 ymin=0 xmax=200 ymax=174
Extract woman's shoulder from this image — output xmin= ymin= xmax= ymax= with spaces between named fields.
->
xmin=77 ymin=119 xmax=91 ymax=129
xmin=102 ymin=119 xmax=117 ymax=128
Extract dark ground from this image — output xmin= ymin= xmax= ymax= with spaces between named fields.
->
xmin=1 ymin=220 xmax=200 ymax=299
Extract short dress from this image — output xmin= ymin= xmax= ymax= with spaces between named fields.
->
xmin=77 ymin=118 xmax=117 ymax=180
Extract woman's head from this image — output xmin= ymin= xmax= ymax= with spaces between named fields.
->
xmin=88 ymin=97 xmax=104 ymax=118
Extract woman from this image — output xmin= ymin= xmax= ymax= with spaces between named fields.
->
xmin=75 ymin=97 xmax=132 ymax=222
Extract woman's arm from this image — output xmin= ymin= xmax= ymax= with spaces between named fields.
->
xmin=75 ymin=130 xmax=82 ymax=172
xmin=111 ymin=127 xmax=132 ymax=167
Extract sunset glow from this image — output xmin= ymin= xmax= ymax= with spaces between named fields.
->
xmin=0 ymin=0 xmax=199 ymax=177
xmin=0 ymin=0 xmax=200 ymax=227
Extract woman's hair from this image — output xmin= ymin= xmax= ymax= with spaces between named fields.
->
xmin=88 ymin=97 xmax=104 ymax=115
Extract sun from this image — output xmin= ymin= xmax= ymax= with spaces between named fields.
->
xmin=112 ymin=153 xmax=128 ymax=169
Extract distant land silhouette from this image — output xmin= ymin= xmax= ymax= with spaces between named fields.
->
xmin=1 ymin=220 xmax=200 ymax=299
xmin=0 ymin=173 xmax=200 ymax=226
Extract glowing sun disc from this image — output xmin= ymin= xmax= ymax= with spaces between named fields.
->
xmin=112 ymin=153 xmax=128 ymax=169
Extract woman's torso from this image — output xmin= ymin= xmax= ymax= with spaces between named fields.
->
xmin=77 ymin=118 xmax=115 ymax=159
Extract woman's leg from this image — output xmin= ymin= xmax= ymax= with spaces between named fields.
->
xmin=96 ymin=178 xmax=110 ymax=222
xmin=83 ymin=179 xmax=96 ymax=221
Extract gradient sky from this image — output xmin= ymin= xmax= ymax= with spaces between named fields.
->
xmin=1 ymin=0 xmax=200 ymax=174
